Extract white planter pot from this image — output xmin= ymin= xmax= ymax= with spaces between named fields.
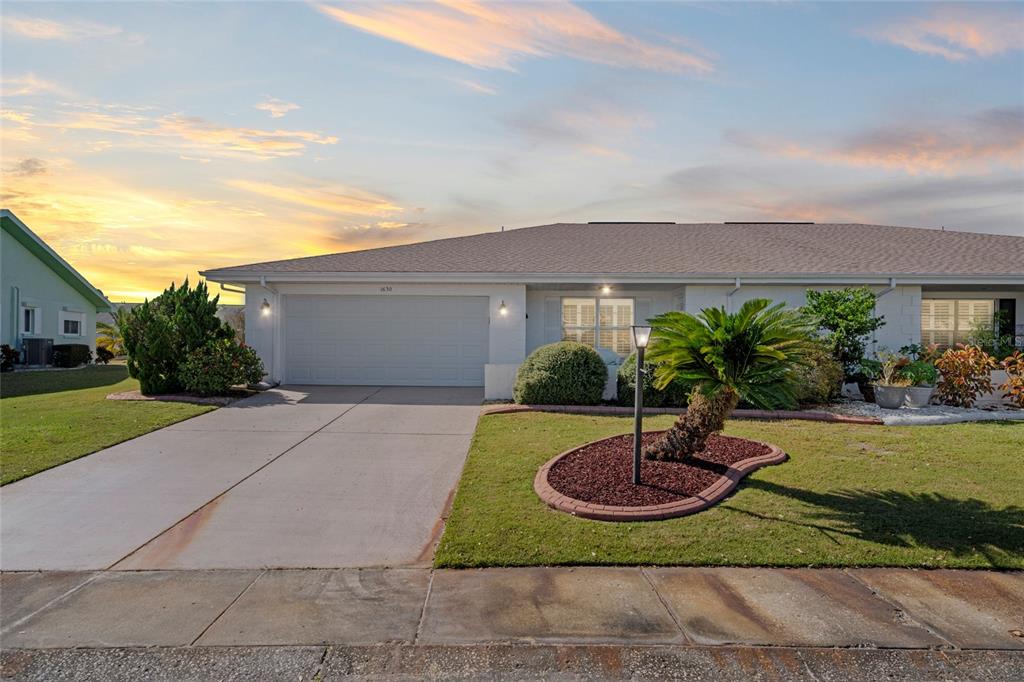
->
xmin=873 ymin=385 xmax=906 ymax=409
xmin=904 ymin=385 xmax=935 ymax=408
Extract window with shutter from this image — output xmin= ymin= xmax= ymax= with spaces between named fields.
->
xmin=562 ymin=297 xmax=634 ymax=355
xmin=921 ymin=299 xmax=994 ymax=347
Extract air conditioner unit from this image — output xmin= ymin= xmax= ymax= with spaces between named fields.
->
xmin=22 ymin=338 xmax=53 ymax=366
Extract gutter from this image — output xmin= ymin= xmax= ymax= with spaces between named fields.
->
xmin=199 ymin=270 xmax=1024 ymax=287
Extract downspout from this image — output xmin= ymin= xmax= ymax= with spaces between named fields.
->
xmin=726 ymin=277 xmax=741 ymax=313
xmin=872 ymin=277 xmax=897 ymax=354
xmin=11 ymin=286 xmax=19 ymax=349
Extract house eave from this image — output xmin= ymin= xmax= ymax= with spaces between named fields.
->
xmin=200 ymin=270 xmax=1024 ymax=288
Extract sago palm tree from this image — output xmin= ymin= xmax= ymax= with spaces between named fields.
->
xmin=642 ymin=298 xmax=815 ymax=461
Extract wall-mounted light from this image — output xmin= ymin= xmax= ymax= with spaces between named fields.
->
xmin=498 ymin=300 xmax=508 ymax=316
xmin=601 ymin=285 xmax=612 ymax=295
xmin=261 ymin=298 xmax=271 ymax=316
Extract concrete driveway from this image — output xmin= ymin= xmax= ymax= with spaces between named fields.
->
xmin=0 ymin=386 xmax=481 ymax=571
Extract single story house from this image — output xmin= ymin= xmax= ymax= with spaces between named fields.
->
xmin=202 ymin=222 xmax=1024 ymax=399
xmin=1 ymin=209 xmax=112 ymax=365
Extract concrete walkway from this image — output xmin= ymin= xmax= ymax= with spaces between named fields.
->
xmin=0 ymin=386 xmax=481 ymax=571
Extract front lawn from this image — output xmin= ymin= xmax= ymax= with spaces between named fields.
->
xmin=1 ymin=365 xmax=213 ymax=485
xmin=436 ymin=413 xmax=1024 ymax=569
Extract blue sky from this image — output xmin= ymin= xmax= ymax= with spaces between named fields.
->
xmin=2 ymin=1 xmax=1022 ymax=301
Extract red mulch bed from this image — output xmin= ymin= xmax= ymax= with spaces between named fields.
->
xmin=546 ymin=433 xmax=770 ymax=507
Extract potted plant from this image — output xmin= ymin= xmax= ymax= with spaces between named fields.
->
xmin=872 ymin=353 xmax=910 ymax=409
xmin=903 ymin=360 xmax=938 ymax=408
xmin=851 ymin=358 xmax=881 ymax=403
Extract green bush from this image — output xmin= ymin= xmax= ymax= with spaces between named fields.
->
xmin=805 ymin=287 xmax=885 ymax=379
xmin=513 ymin=342 xmax=607 ymax=405
xmin=122 ymin=279 xmax=233 ymax=394
xmin=95 ymin=346 xmax=115 ymax=364
xmin=179 ymin=338 xmax=265 ymax=396
xmin=52 ymin=344 xmax=92 ymax=368
xmin=792 ymin=342 xmax=844 ymax=405
xmin=616 ymin=351 xmax=691 ymax=407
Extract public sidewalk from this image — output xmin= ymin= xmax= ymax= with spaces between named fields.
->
xmin=2 ymin=566 xmax=1022 ymax=680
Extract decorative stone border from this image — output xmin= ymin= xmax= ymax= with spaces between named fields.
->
xmin=485 ymin=403 xmax=882 ymax=425
xmin=534 ymin=431 xmax=788 ymax=522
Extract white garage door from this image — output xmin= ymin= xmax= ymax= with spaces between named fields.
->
xmin=284 ymin=295 xmax=489 ymax=386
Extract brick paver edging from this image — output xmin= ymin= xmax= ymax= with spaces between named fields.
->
xmin=482 ymin=403 xmax=883 ymax=424
xmin=534 ymin=431 xmax=788 ymax=522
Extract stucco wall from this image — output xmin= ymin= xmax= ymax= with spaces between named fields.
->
xmin=1 ymin=229 xmax=98 ymax=356
xmin=684 ymin=283 xmax=923 ymax=353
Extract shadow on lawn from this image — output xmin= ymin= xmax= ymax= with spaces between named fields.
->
xmin=732 ymin=480 xmax=1024 ymax=563
xmin=0 ymin=364 xmax=128 ymax=399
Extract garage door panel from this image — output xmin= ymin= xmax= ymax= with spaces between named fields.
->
xmin=284 ymin=295 xmax=489 ymax=386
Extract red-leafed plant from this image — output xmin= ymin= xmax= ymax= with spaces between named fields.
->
xmin=1000 ymin=350 xmax=1024 ymax=408
xmin=934 ymin=344 xmax=997 ymax=407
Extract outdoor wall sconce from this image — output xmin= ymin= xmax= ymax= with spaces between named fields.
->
xmin=498 ymin=300 xmax=508 ymax=316
xmin=601 ymin=285 xmax=612 ymax=295
xmin=261 ymin=298 xmax=271 ymax=316
xmin=631 ymin=324 xmax=653 ymax=485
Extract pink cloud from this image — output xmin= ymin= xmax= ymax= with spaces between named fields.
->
xmin=866 ymin=6 xmax=1024 ymax=61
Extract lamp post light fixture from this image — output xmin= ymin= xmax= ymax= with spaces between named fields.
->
xmin=260 ymin=298 xmax=271 ymax=316
xmin=631 ymin=325 xmax=652 ymax=485
xmin=498 ymin=300 xmax=509 ymax=316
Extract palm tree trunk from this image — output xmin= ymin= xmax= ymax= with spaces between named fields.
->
xmin=643 ymin=387 xmax=739 ymax=461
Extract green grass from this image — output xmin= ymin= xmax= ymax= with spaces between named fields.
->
xmin=1 ymin=365 xmax=213 ymax=485
xmin=436 ymin=413 xmax=1024 ymax=569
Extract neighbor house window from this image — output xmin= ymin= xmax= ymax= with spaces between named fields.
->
xmin=562 ymin=297 xmax=634 ymax=355
xmin=59 ymin=310 xmax=85 ymax=337
xmin=22 ymin=307 xmax=38 ymax=335
xmin=921 ymin=299 xmax=995 ymax=347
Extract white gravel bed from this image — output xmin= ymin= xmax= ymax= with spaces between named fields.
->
xmin=823 ymin=400 xmax=1024 ymax=426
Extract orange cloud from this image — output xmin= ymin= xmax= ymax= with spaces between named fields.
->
xmin=226 ymin=178 xmax=401 ymax=216
xmin=2 ymin=73 xmax=67 ymax=96
xmin=866 ymin=6 xmax=1024 ymax=61
xmin=21 ymin=105 xmax=338 ymax=159
xmin=728 ymin=107 xmax=1024 ymax=175
xmin=317 ymin=0 xmax=712 ymax=73
xmin=255 ymin=97 xmax=300 ymax=118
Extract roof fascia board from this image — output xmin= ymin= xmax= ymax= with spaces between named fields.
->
xmin=201 ymin=270 xmax=1024 ymax=287
xmin=1 ymin=211 xmax=113 ymax=311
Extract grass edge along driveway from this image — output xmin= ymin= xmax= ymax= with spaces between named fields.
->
xmin=435 ymin=412 xmax=1024 ymax=570
xmin=1 ymin=365 xmax=213 ymax=485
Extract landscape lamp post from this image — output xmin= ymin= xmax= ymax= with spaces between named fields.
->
xmin=631 ymin=325 xmax=652 ymax=485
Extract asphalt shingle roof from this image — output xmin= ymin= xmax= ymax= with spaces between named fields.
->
xmin=207 ymin=223 xmax=1024 ymax=277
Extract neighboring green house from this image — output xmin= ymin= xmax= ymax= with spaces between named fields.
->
xmin=1 ymin=209 xmax=112 ymax=365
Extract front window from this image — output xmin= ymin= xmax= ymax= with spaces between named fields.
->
xmin=63 ymin=319 xmax=81 ymax=336
xmin=562 ymin=297 xmax=634 ymax=355
xmin=921 ymin=299 xmax=994 ymax=347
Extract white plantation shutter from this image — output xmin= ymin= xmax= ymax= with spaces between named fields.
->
xmin=921 ymin=299 xmax=994 ymax=347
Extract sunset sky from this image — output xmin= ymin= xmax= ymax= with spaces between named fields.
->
xmin=2 ymin=1 xmax=1022 ymax=303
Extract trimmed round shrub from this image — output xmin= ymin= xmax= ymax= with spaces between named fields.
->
xmin=95 ymin=346 xmax=115 ymax=364
xmin=179 ymin=338 xmax=265 ymax=396
xmin=617 ymin=351 xmax=691 ymax=408
xmin=513 ymin=342 xmax=607 ymax=405
xmin=792 ymin=341 xmax=845 ymax=406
